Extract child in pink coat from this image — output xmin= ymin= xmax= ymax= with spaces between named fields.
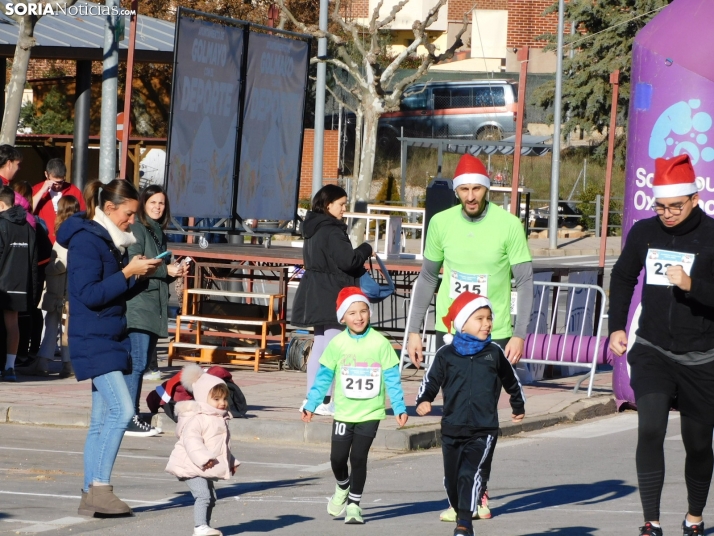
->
xmin=166 ymin=364 xmax=239 ymax=536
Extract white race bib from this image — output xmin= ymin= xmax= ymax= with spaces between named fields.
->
xmin=449 ymin=271 xmax=488 ymax=299
xmin=340 ymin=366 xmax=381 ymax=399
xmin=645 ymin=248 xmax=695 ymax=286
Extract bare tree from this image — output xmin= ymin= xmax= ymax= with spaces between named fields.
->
xmin=277 ymin=0 xmax=470 ymax=241
xmin=1 ymin=0 xmax=79 ymax=144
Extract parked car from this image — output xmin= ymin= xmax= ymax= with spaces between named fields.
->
xmin=327 ymin=79 xmax=521 ymax=155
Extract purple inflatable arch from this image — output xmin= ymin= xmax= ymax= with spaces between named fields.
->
xmin=616 ymin=0 xmax=714 ymax=405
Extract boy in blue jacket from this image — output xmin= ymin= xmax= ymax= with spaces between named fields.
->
xmin=416 ymin=292 xmax=525 ymax=536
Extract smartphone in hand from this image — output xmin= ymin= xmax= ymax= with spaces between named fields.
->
xmin=155 ymin=250 xmax=172 ymax=260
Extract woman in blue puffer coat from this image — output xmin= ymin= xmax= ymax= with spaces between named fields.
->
xmin=56 ymin=179 xmax=162 ymax=518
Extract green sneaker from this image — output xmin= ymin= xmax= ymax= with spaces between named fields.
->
xmin=440 ymin=506 xmax=457 ymax=522
xmin=440 ymin=506 xmax=482 ymax=522
xmin=327 ymin=485 xmax=349 ymax=517
xmin=476 ymin=490 xmax=491 ymax=519
xmin=344 ymin=503 xmax=364 ymax=524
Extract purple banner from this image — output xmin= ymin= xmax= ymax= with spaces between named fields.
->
xmin=616 ymin=0 xmax=714 ymax=405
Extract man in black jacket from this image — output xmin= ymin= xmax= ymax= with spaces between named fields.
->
xmin=0 ymin=186 xmax=37 ymax=382
xmin=609 ymin=154 xmax=714 ymax=536
xmin=416 ymin=292 xmax=525 ymax=536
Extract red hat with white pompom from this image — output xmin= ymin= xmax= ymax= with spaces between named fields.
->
xmin=336 ymin=286 xmax=371 ymax=323
xmin=441 ymin=291 xmax=493 ymax=344
xmin=452 ymin=153 xmax=490 ymax=190
xmin=652 ymin=154 xmax=698 ymax=198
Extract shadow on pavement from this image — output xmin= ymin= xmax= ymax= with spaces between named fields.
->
xmin=221 ymin=514 xmax=313 ymax=534
xmin=494 ymin=480 xmax=636 ymax=514
xmin=131 ymin=477 xmax=319 ymax=514
xmin=518 ymin=527 xmax=598 ymax=535
xmin=361 ymin=499 xmax=447 ymax=521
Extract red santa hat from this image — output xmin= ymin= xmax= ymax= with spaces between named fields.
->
xmin=652 ymin=154 xmax=698 ymax=198
xmin=452 ymin=153 xmax=490 ymax=190
xmin=336 ymin=286 xmax=371 ymax=322
xmin=441 ymin=291 xmax=493 ymax=344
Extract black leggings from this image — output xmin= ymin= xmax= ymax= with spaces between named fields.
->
xmin=636 ymin=392 xmax=714 ymax=521
xmin=330 ymin=432 xmax=375 ymax=505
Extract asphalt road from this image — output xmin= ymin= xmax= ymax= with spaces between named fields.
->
xmin=0 ymin=411 xmax=707 ymax=535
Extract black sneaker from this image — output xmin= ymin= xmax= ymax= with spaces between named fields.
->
xmin=454 ymin=526 xmax=474 ymax=536
xmin=682 ymin=520 xmax=704 ymax=535
xmin=1 ymin=368 xmax=17 ymax=382
xmin=124 ymin=415 xmax=159 ymax=437
xmin=640 ymin=523 xmax=663 ymax=536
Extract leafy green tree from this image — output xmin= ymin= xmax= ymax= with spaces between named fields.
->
xmin=532 ymin=0 xmax=672 ymax=166
xmin=19 ymin=86 xmax=74 ymax=134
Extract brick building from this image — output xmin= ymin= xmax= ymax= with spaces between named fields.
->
xmin=349 ymin=0 xmax=560 ymax=73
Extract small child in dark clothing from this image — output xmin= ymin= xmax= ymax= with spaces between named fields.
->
xmin=0 ymin=185 xmax=37 ymax=381
xmin=415 ymin=292 xmax=526 ymax=536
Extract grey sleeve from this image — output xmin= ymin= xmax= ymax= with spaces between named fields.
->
xmin=512 ymin=261 xmax=534 ymax=339
xmin=407 ymin=258 xmax=443 ymax=334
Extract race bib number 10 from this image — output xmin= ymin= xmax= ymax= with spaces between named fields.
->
xmin=645 ymin=248 xmax=695 ymax=286
xmin=340 ymin=366 xmax=381 ymax=399
xmin=449 ymin=271 xmax=488 ymax=299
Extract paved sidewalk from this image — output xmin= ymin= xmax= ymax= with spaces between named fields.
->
xmin=0 ymin=348 xmax=615 ymax=451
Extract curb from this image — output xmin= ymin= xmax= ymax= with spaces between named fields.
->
xmin=0 ymin=396 xmax=617 ymax=451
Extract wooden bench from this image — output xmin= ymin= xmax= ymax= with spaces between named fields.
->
xmin=168 ymin=288 xmax=286 ymax=372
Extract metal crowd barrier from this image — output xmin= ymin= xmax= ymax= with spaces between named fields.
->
xmin=399 ymin=279 xmax=608 ymax=398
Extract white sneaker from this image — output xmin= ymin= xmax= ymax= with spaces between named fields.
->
xmin=143 ymin=370 xmax=162 ymax=381
xmin=193 ymin=526 xmax=222 ymax=536
xmin=314 ymin=401 xmax=335 ymax=416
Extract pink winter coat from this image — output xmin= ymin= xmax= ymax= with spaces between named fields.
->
xmin=165 ymin=400 xmax=239 ymax=480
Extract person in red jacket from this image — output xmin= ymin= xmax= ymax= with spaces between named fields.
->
xmin=32 ymin=158 xmax=85 ymax=244
xmin=0 ymin=144 xmax=21 ymax=186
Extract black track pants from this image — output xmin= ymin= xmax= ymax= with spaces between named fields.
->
xmin=442 ymin=433 xmax=497 ymax=519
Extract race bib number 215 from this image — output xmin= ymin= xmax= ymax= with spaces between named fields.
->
xmin=449 ymin=271 xmax=488 ymax=299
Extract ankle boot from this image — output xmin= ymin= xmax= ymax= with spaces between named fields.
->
xmin=84 ymin=484 xmax=132 ymax=516
xmin=78 ymin=489 xmax=91 ymax=516
xmin=59 ymin=361 xmax=74 ymax=379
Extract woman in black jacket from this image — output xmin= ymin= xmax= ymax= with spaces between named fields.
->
xmin=292 ymin=185 xmax=372 ymax=414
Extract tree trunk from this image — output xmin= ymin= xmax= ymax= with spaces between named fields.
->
xmin=350 ymin=108 xmax=363 ymax=210
xmin=349 ymin=106 xmax=378 ymax=245
xmin=1 ymin=17 xmax=34 ymax=145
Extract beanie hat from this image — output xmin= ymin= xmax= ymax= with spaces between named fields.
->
xmin=441 ymin=291 xmax=493 ymax=344
xmin=180 ymin=363 xmax=226 ymax=409
xmin=452 ymin=153 xmax=490 ymax=190
xmin=336 ymin=286 xmax=371 ymax=322
xmin=652 ymin=154 xmax=698 ymax=198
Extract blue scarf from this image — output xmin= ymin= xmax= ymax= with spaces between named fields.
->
xmin=453 ymin=332 xmax=491 ymax=356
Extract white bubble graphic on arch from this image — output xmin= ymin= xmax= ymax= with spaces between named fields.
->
xmin=649 ymin=99 xmax=714 ymax=164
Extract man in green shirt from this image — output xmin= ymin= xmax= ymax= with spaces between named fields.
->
xmin=407 ymin=153 xmax=533 ymax=364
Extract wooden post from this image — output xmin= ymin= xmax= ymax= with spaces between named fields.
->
xmin=511 ymin=46 xmax=528 ymax=216
xmin=600 ymin=70 xmax=619 ymax=268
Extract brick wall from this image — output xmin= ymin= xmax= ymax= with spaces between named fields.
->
xmin=506 ymin=0 xmax=558 ymax=48
xmin=446 ymin=0 xmax=557 ymax=49
xmin=299 ymin=129 xmax=340 ymax=200
xmin=448 ymin=0 xmax=506 ymax=21
xmin=349 ymin=0 xmax=370 ymax=19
